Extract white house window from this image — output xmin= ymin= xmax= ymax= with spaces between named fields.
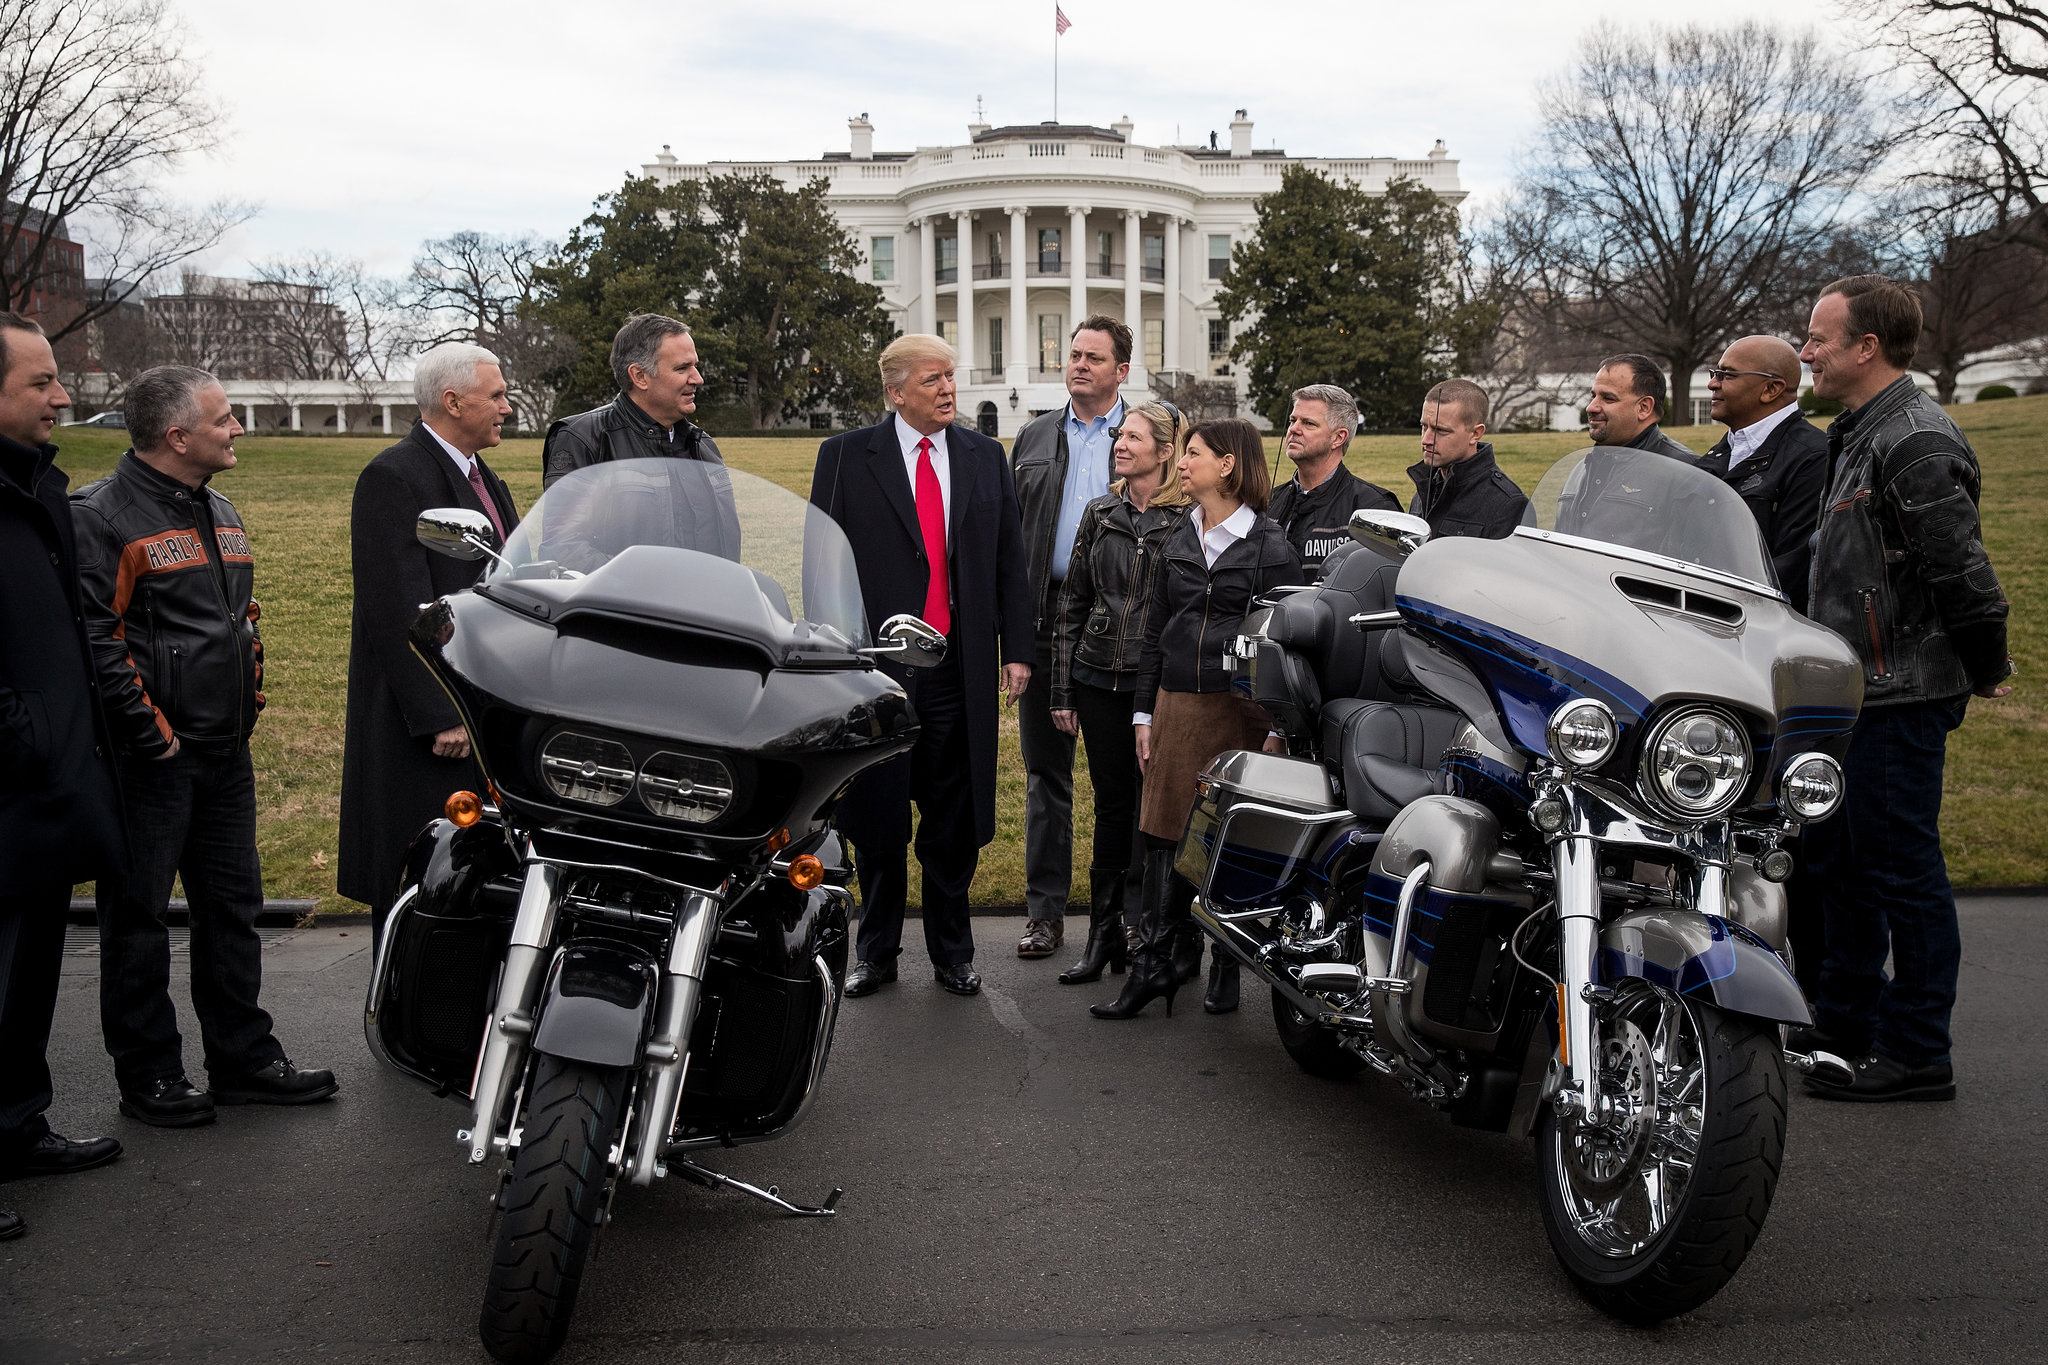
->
xmin=1208 ymin=317 xmax=1230 ymax=356
xmin=1039 ymin=313 xmax=1065 ymax=372
xmin=1143 ymin=234 xmax=1164 ymax=281
xmin=1208 ymin=234 xmax=1230 ymax=280
xmin=987 ymin=316 xmax=1004 ymax=371
xmin=1144 ymin=318 xmax=1164 ymax=373
xmin=1097 ymin=230 xmax=1114 ymax=273
xmin=1037 ymin=228 xmax=1062 ymax=270
xmin=871 ymin=236 xmax=895 ymax=282
xmin=937 ymin=236 xmax=957 ymax=283
xmin=987 ymin=232 xmax=1005 ymax=271
xmin=938 ymin=319 xmax=958 ymax=347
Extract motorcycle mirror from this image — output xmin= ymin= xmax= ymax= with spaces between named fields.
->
xmin=417 ymin=508 xmax=499 ymax=562
xmin=862 ymin=613 xmax=948 ymax=668
xmin=1348 ymin=509 xmax=1432 ymax=558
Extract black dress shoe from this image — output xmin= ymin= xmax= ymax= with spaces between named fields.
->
xmin=933 ymin=962 xmax=982 ymax=996
xmin=5 ymin=1132 xmax=122 ymax=1179
xmin=843 ymin=960 xmax=898 ymax=998
xmin=0 ymin=1208 xmax=21 ymax=1240
xmin=1805 ymin=1051 xmax=1955 ymax=1103
xmin=120 ymin=1075 xmax=217 ymax=1128
xmin=211 ymin=1058 xmax=338 ymax=1106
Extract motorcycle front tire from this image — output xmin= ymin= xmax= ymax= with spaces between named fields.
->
xmin=479 ymin=1054 xmax=631 ymax=1365
xmin=1535 ymin=1000 xmax=1787 ymax=1323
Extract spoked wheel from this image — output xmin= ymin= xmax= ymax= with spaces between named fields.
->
xmin=1271 ymin=988 xmax=1366 ymax=1079
xmin=1535 ymin=986 xmax=1787 ymax=1322
xmin=479 ymin=1055 xmax=631 ymax=1364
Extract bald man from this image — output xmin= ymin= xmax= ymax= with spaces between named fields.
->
xmin=1703 ymin=336 xmax=1829 ymax=613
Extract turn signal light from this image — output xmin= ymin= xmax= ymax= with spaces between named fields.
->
xmin=445 ymin=790 xmax=483 ymax=827
xmin=1554 ymin=981 xmax=1571 ymax=1065
xmin=787 ymin=854 xmax=825 ymax=891
xmin=765 ymin=827 xmax=791 ymax=855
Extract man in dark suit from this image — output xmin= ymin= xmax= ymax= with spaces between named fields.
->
xmin=810 ymin=335 xmax=1034 ymax=998
xmin=1702 ymin=335 xmax=1829 ymax=614
xmin=340 ymin=343 xmax=517 ymax=944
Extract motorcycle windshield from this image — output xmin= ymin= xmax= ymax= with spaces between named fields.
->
xmin=1528 ymin=447 xmax=1777 ymax=596
xmin=487 ymin=459 xmax=871 ymax=653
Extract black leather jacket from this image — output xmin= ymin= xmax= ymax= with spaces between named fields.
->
xmin=1134 ymin=511 xmax=1302 ymax=713
xmin=1268 ymin=462 xmax=1401 ymax=578
xmin=541 ymin=394 xmax=725 ymax=491
xmin=1405 ymin=442 xmax=1532 ymax=540
xmin=1812 ymin=375 xmax=2008 ymax=705
xmin=72 ymin=452 xmax=263 ymax=757
xmin=1049 ymin=491 xmax=1182 ymax=707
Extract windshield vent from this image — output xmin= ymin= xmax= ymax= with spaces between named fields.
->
xmin=1614 ymin=576 xmax=1744 ymax=627
xmin=555 ymin=613 xmax=773 ymax=676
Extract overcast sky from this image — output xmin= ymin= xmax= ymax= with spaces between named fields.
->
xmin=164 ymin=0 xmax=1838 ymax=278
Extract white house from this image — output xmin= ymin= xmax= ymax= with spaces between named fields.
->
xmin=643 ymin=111 xmax=1464 ymax=436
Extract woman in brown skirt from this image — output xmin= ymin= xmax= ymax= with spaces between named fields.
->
xmin=1092 ymin=417 xmax=1302 ymax=1019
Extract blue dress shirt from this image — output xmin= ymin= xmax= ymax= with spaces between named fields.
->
xmin=1051 ymin=399 xmax=1123 ymax=582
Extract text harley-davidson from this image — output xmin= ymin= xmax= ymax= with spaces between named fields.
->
xmin=362 ymin=459 xmax=944 ymax=1364
xmin=1186 ymin=447 xmax=1862 ymax=1321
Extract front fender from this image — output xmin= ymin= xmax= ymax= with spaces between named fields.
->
xmin=530 ymin=944 xmax=658 ymax=1068
xmin=1598 ymin=909 xmax=1811 ymax=1026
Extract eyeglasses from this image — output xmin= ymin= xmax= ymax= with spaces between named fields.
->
xmin=1108 ymin=401 xmax=1181 ymax=442
xmin=1704 ymin=367 xmax=1781 ymax=383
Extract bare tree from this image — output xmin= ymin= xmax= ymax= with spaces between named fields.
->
xmin=0 ymin=0 xmax=247 ymax=342
xmin=1502 ymin=23 xmax=1882 ymax=419
xmin=406 ymin=231 xmax=569 ymax=428
xmin=1906 ymin=211 xmax=2048 ymax=400
xmin=1877 ymin=1 xmax=2048 ymax=255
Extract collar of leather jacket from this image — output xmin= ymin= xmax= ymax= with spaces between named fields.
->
xmin=1406 ymin=441 xmax=1498 ymax=492
xmin=116 ymin=448 xmax=219 ymax=509
xmin=608 ymin=392 xmax=706 ymax=451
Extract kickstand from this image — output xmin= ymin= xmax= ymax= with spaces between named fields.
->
xmin=670 ymin=1159 xmax=842 ymax=1217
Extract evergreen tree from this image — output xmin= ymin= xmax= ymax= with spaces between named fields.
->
xmin=1216 ymin=168 xmax=1484 ymax=430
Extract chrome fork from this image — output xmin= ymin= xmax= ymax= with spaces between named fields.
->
xmin=628 ymin=891 xmax=720 ymax=1187
xmin=1552 ymin=835 xmax=1602 ymax=1119
xmin=463 ymin=857 xmax=560 ymax=1165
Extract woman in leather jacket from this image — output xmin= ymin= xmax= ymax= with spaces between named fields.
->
xmin=1048 ymin=401 xmax=1192 ymax=986
xmin=1094 ymin=418 xmax=1301 ymax=1020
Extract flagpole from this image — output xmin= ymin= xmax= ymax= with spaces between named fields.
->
xmin=1053 ymin=2 xmax=1059 ymax=122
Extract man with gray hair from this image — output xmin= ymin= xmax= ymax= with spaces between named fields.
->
xmin=340 ymin=342 xmax=516 ymax=945
xmin=75 ymin=364 xmax=336 ymax=1124
xmin=541 ymin=313 xmax=723 ymax=490
xmin=1267 ymin=383 xmax=1400 ymax=577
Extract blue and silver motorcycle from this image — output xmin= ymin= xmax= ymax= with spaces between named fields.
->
xmin=1182 ymin=446 xmax=1861 ymax=1321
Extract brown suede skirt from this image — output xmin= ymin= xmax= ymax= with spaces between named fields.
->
xmin=1138 ymin=689 xmax=1274 ymax=841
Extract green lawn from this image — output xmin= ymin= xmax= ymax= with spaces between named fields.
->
xmin=48 ymin=396 xmax=2046 ymax=912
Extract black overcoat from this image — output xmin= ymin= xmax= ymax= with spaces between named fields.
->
xmin=809 ymin=420 xmax=1033 ymax=847
xmin=338 ymin=424 xmax=517 ymax=908
xmin=0 ymin=433 xmax=122 ymax=887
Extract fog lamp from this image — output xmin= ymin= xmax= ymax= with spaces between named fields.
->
xmin=1779 ymin=752 xmax=1845 ymax=822
xmin=1546 ymin=698 xmax=1618 ymax=770
xmin=1759 ymin=848 xmax=1795 ymax=883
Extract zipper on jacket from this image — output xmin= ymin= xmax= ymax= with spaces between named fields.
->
xmin=1860 ymin=588 xmax=1890 ymax=678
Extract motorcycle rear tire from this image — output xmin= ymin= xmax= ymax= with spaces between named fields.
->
xmin=1271 ymin=988 xmax=1367 ymax=1079
xmin=1535 ymin=999 xmax=1786 ymax=1323
xmin=479 ymin=1054 xmax=631 ymax=1365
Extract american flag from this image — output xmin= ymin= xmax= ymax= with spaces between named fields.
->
xmin=1055 ymin=5 xmax=1071 ymax=34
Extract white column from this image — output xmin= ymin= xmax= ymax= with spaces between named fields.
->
xmin=1008 ymin=206 xmax=1027 ymax=383
xmin=1163 ymin=217 xmax=1183 ymax=373
xmin=953 ymin=210 xmax=974 ymax=378
xmin=1124 ymin=210 xmax=1144 ymax=388
xmin=242 ymin=403 xmax=257 ymax=430
xmin=1068 ymin=205 xmax=1088 ymax=338
xmin=334 ymin=403 xmax=348 ymax=435
xmin=290 ymin=404 xmax=302 ymax=431
xmin=380 ymin=403 xmax=393 ymax=434
xmin=918 ymin=217 xmax=936 ymax=335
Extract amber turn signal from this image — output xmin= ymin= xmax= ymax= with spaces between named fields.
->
xmin=786 ymin=854 xmax=824 ymax=891
xmin=1554 ymin=981 xmax=1571 ymax=1065
xmin=765 ymin=827 xmax=791 ymax=855
xmin=445 ymin=790 xmax=483 ymax=828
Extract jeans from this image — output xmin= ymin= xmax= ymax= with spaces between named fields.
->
xmin=1019 ymin=624 xmax=1077 ymax=923
xmin=1804 ymin=697 xmax=1969 ymax=1067
xmin=96 ymin=745 xmax=283 ymax=1088
xmin=1071 ymin=681 xmax=1145 ymax=898
xmin=0 ymin=883 xmax=68 ymax=1156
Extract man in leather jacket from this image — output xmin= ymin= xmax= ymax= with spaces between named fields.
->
xmin=1406 ymin=379 xmax=1531 ymax=539
xmin=1587 ymin=354 xmax=1698 ymax=463
xmin=541 ymin=314 xmax=724 ymax=491
xmin=1268 ymin=384 xmax=1400 ymax=577
xmin=74 ymin=366 xmax=335 ymax=1129
xmin=1795 ymin=275 xmax=2012 ymax=1104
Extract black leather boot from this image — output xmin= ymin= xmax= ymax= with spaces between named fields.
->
xmin=1171 ymin=913 xmax=1204 ymax=987
xmin=1203 ymin=948 xmax=1240 ymax=1014
xmin=1059 ymin=868 xmax=1128 ymax=984
xmin=1092 ymin=851 xmax=1186 ymax=1019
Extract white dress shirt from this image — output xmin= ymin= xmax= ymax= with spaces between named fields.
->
xmin=894 ymin=414 xmax=951 ymax=548
xmin=1133 ymin=502 xmax=1261 ymax=728
xmin=1724 ymin=402 xmax=1801 ymax=473
xmin=421 ymin=420 xmax=480 ymax=480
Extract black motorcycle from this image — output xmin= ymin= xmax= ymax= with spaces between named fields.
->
xmin=362 ymin=458 xmax=942 ymax=1364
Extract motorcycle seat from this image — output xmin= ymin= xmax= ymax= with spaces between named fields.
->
xmin=1321 ymin=680 xmax=1462 ymax=822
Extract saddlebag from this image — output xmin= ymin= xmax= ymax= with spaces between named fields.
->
xmin=1177 ymin=750 xmax=1351 ymax=910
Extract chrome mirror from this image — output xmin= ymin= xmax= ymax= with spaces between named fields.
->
xmin=417 ymin=508 xmax=500 ymax=562
xmin=1347 ymin=508 xmax=1433 ymax=557
xmin=861 ymin=613 xmax=948 ymax=668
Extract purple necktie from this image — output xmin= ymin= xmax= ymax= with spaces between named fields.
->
xmin=467 ymin=462 xmax=507 ymax=541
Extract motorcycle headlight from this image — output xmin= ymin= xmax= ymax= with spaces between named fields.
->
xmin=540 ymin=731 xmax=635 ymax=806
xmin=1639 ymin=706 xmax=1750 ymax=819
xmin=638 ymin=750 xmax=735 ymax=824
xmin=1779 ymin=752 xmax=1845 ymax=821
xmin=1546 ymin=698 xmax=1618 ymax=770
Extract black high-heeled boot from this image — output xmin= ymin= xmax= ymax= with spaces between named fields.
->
xmin=1091 ymin=851 xmax=1186 ymax=1019
xmin=1171 ymin=915 xmax=1204 ymax=986
xmin=1058 ymin=868 xmax=1128 ymax=984
xmin=1203 ymin=948 xmax=1240 ymax=1014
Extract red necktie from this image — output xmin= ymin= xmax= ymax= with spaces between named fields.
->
xmin=914 ymin=437 xmax=950 ymax=636
xmin=467 ymin=462 xmax=507 ymax=542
